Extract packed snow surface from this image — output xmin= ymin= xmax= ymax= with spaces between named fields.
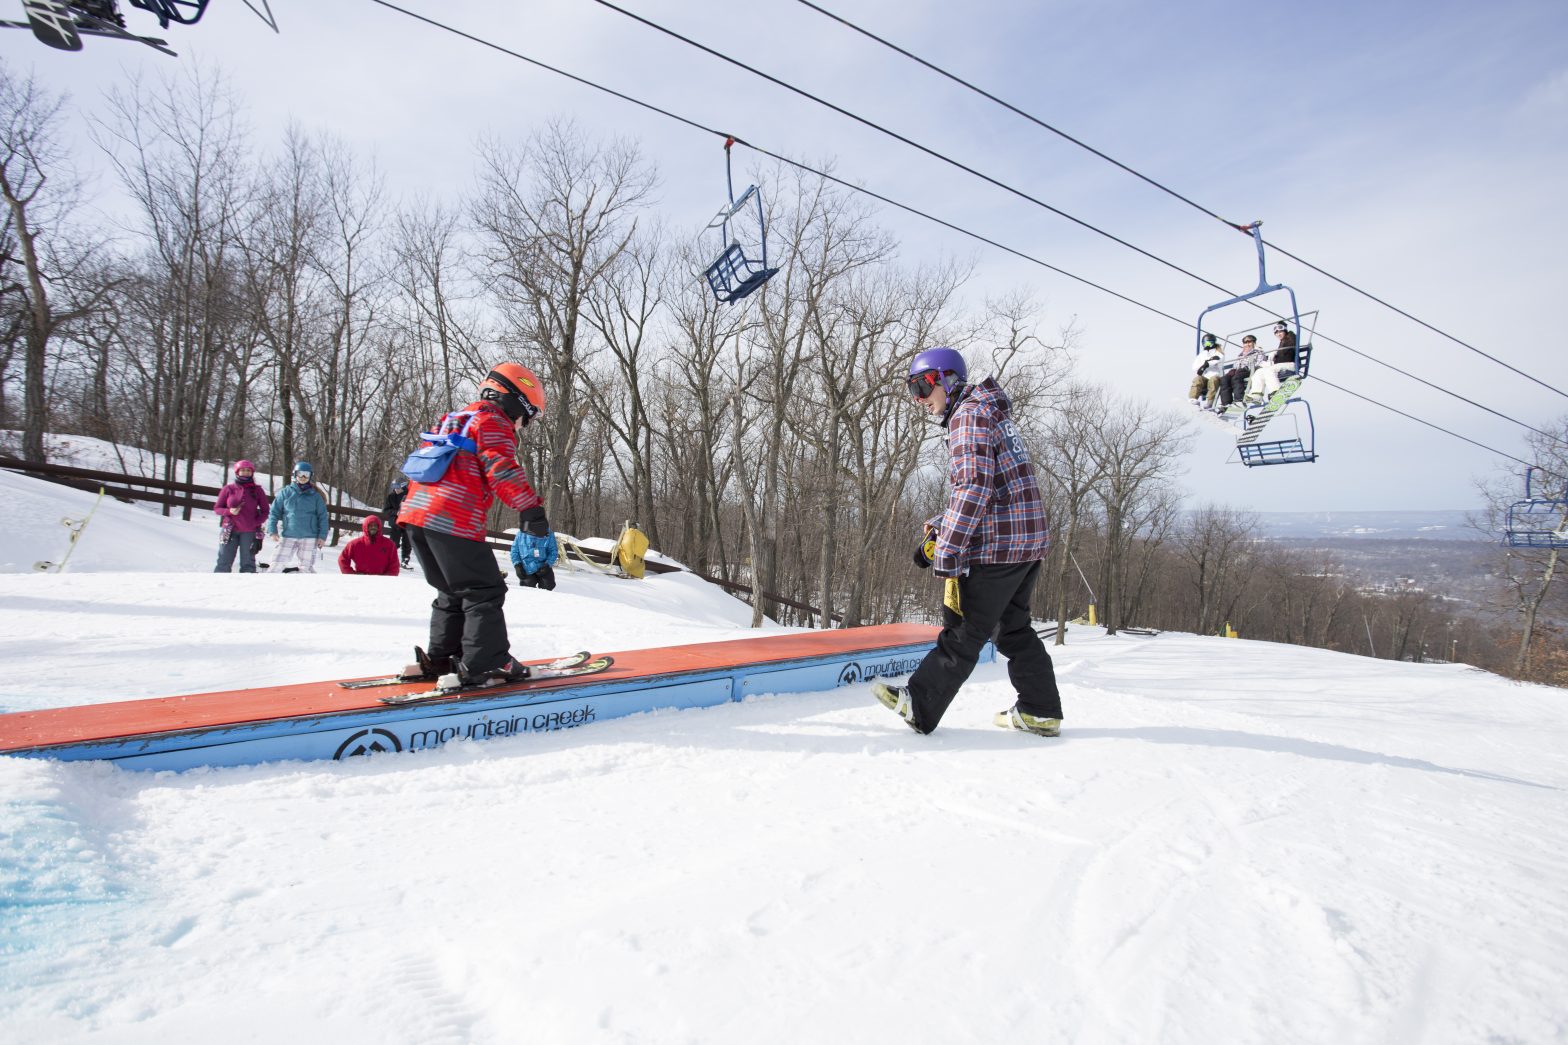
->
xmin=1 ymin=469 xmax=1565 ymax=1043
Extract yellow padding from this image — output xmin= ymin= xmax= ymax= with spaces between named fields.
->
xmin=615 ymin=525 xmax=650 ymax=579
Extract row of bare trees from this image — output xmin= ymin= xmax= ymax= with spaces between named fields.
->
xmin=2 ymin=61 xmax=1563 ymax=687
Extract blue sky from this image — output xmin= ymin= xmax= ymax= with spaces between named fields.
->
xmin=6 ymin=0 xmax=1567 ymax=512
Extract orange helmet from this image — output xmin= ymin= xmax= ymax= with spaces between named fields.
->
xmin=479 ymin=363 xmax=546 ymax=424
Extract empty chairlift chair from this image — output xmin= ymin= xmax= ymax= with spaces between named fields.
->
xmin=702 ymin=137 xmax=778 ymax=304
xmin=1504 ymin=467 xmax=1568 ymax=548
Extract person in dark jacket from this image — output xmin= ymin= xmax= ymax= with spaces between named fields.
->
xmin=382 ymin=478 xmax=412 ymax=568
xmin=338 ymin=515 xmax=401 ymax=576
xmin=398 ymin=362 xmax=552 ymax=685
xmin=213 ymin=459 xmax=270 ymax=574
xmin=873 ymin=347 xmax=1064 ymax=737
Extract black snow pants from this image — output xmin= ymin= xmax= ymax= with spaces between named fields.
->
xmin=906 ymin=559 xmax=1063 ymax=734
xmin=407 ymin=525 xmax=511 ymax=674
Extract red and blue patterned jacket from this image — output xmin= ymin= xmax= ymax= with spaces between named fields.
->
xmin=397 ymin=400 xmax=543 ymax=541
xmin=927 ymin=378 xmax=1050 ymax=577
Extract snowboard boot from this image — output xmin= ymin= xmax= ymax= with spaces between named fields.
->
xmin=456 ymin=655 xmax=532 ymax=688
xmin=872 ymin=681 xmax=920 ymax=733
xmin=994 ymin=707 xmax=1061 ymax=737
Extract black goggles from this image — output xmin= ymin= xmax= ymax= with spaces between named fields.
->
xmin=907 ymin=371 xmax=941 ymax=399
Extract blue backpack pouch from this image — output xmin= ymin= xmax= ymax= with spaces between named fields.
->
xmin=400 ymin=412 xmax=481 ymax=484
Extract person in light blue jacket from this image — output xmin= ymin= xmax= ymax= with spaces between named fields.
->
xmin=509 ymin=521 xmax=558 ymax=590
xmin=266 ymin=461 xmax=330 ymax=573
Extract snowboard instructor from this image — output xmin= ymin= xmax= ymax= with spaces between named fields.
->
xmin=873 ymin=347 xmax=1065 ymax=737
xmin=398 ymin=362 xmax=552 ymax=685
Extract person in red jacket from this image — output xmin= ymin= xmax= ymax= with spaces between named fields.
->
xmin=397 ymin=362 xmax=551 ymax=685
xmin=338 ymin=515 xmax=401 ymax=576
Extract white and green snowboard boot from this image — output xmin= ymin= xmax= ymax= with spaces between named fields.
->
xmin=872 ymin=681 xmax=920 ymax=732
xmin=994 ymin=707 xmax=1061 ymax=737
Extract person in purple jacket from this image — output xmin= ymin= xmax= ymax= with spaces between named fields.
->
xmin=213 ymin=459 xmax=271 ymax=574
xmin=872 ymin=347 xmax=1065 ymax=737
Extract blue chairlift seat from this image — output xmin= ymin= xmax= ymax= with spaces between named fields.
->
xmin=1504 ymin=467 xmax=1568 ymax=548
xmin=703 ymin=185 xmax=777 ymax=304
xmin=701 ymin=139 xmax=779 ymax=305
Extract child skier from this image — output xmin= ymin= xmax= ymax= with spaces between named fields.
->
xmin=509 ymin=518 xmax=558 ymax=591
xmin=398 ymin=363 xmax=552 ymax=684
xmin=266 ymin=462 xmax=330 ymax=573
xmin=213 ymin=459 xmax=270 ymax=574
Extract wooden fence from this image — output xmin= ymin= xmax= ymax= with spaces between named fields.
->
xmin=0 ymin=456 xmax=841 ymax=623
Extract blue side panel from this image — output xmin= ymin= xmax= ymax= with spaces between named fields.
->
xmin=18 ymin=638 xmax=988 ymax=772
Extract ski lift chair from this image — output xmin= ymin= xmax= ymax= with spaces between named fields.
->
xmin=1504 ymin=467 xmax=1568 ymax=548
xmin=1195 ymin=221 xmax=1318 ymax=467
xmin=701 ymin=138 xmax=778 ymax=305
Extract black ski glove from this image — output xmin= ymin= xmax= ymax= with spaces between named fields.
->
xmin=519 ymin=505 xmax=551 ymax=538
xmin=913 ymin=534 xmax=936 ymax=569
xmin=515 ymin=563 xmax=527 ymax=586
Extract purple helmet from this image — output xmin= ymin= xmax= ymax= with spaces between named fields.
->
xmin=233 ymin=459 xmax=256 ymax=472
xmin=908 ymin=346 xmax=967 ymax=398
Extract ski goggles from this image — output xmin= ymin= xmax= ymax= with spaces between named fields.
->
xmin=907 ymin=370 xmax=942 ymax=400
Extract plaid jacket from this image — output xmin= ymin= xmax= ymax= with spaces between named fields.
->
xmin=927 ymin=378 xmax=1049 ymax=577
xmin=397 ymin=400 xmax=543 ymax=541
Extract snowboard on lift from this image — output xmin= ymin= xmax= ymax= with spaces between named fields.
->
xmin=22 ymin=0 xmax=82 ymax=50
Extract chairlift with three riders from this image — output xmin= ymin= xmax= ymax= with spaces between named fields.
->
xmin=1195 ymin=220 xmax=1317 ymax=467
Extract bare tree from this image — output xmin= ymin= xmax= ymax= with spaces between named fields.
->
xmin=1037 ymin=383 xmax=1107 ymax=643
xmin=1176 ymin=503 xmax=1259 ymax=635
xmin=583 ymin=229 xmax=665 ymax=546
xmin=471 ymin=120 xmax=655 ymax=528
xmin=96 ymin=63 xmax=253 ymax=508
xmin=1476 ymin=417 xmax=1568 ymax=678
xmin=1087 ymin=398 xmax=1191 ymax=633
xmin=0 ymin=62 xmax=115 ymax=462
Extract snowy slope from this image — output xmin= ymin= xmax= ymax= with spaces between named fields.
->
xmin=1 ymin=471 xmax=1565 ymax=1044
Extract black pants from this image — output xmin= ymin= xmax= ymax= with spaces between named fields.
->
xmin=386 ymin=518 xmax=412 ymax=561
xmin=407 ymin=525 xmax=511 ymax=673
xmin=1219 ymin=368 xmax=1250 ymax=406
xmin=906 ymin=560 xmax=1062 ymax=733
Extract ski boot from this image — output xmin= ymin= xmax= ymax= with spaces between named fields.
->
xmin=994 ymin=707 xmax=1061 ymax=737
xmin=452 ymin=655 xmax=532 ymax=689
xmin=403 ymin=646 xmax=455 ymax=682
xmin=871 ymin=681 xmax=921 ymax=732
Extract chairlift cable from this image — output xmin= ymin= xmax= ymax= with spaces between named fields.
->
xmin=788 ymin=0 xmax=1568 ymax=403
xmin=1315 ymin=377 xmax=1568 ymax=487
xmin=587 ymin=0 xmax=1239 ymax=300
xmin=585 ymin=0 xmax=1566 ymax=442
xmin=363 ymin=0 xmax=1564 ymax=470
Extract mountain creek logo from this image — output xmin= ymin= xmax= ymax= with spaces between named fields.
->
xmin=406 ymin=704 xmax=598 ymax=752
xmin=333 ymin=728 xmax=403 ymax=759
xmin=836 ymin=655 xmax=923 ymax=688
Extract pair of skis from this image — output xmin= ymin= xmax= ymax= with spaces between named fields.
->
xmin=340 ymin=650 xmax=614 ymax=706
